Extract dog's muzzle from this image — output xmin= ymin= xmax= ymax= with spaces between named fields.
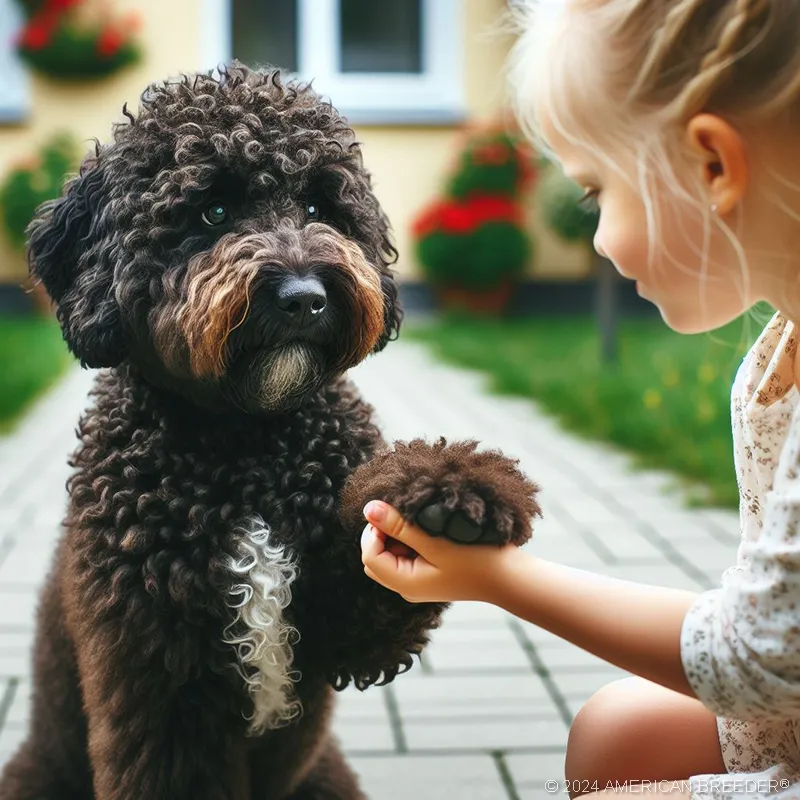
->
xmin=152 ymin=223 xmax=385 ymax=382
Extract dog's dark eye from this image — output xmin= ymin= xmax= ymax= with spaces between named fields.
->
xmin=306 ymin=202 xmax=320 ymax=222
xmin=201 ymin=202 xmax=228 ymax=227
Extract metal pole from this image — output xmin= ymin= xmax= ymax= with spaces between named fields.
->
xmin=594 ymin=254 xmax=618 ymax=363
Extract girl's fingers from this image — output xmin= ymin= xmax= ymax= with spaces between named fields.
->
xmin=360 ymin=523 xmax=386 ymax=560
xmin=361 ymin=524 xmax=405 ymax=582
xmin=363 ymin=501 xmax=443 ymax=560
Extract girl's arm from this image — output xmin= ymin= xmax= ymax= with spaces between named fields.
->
xmin=496 ymin=550 xmax=697 ymax=696
xmin=361 ymin=501 xmax=698 ymax=697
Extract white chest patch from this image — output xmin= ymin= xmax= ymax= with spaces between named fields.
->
xmin=223 ymin=516 xmax=301 ymax=734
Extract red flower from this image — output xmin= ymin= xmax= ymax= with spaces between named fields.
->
xmin=413 ymin=195 xmax=521 ymax=238
xmin=97 ymin=26 xmax=124 ymax=57
xmin=19 ymin=18 xmax=55 ymax=51
xmin=45 ymin=0 xmax=82 ymax=11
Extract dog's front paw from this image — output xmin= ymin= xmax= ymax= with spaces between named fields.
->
xmin=340 ymin=438 xmax=541 ymax=546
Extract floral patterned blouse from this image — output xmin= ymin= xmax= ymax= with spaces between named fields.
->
xmin=681 ymin=312 xmax=800 ymax=798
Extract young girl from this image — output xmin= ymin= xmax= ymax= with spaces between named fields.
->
xmin=361 ymin=1 xmax=800 ymax=798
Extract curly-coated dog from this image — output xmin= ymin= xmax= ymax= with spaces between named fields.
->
xmin=0 ymin=63 xmax=541 ymax=800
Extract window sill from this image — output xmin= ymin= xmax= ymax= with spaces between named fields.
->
xmin=0 ymin=107 xmax=30 ymax=126
xmin=338 ymin=106 xmax=468 ymax=127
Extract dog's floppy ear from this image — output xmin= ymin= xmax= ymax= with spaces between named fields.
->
xmin=28 ymin=153 xmax=126 ymax=369
xmin=373 ymin=270 xmax=403 ymax=353
xmin=372 ymin=217 xmax=403 ymax=352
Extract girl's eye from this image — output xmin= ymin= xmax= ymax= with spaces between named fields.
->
xmin=578 ymin=189 xmax=600 ymax=211
xmin=201 ymin=202 xmax=228 ymax=227
xmin=306 ymin=201 xmax=320 ymax=222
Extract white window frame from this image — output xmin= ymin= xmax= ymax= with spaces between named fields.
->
xmin=0 ymin=1 xmax=29 ymax=123
xmin=202 ymin=0 xmax=465 ymax=125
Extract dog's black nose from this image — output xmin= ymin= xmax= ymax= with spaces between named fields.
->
xmin=275 ymin=275 xmax=327 ymax=327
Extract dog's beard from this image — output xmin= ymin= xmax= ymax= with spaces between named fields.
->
xmin=254 ymin=343 xmax=321 ymax=411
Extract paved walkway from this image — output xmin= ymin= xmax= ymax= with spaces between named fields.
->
xmin=0 ymin=342 xmax=741 ymax=799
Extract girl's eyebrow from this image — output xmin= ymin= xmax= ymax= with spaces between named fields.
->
xmin=557 ymin=154 xmax=599 ymax=187
xmin=563 ymin=167 xmax=597 ymax=187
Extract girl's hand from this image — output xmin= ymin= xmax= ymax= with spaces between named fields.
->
xmin=360 ymin=500 xmax=522 ymax=604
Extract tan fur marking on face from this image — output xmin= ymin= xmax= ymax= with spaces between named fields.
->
xmin=180 ymin=258 xmax=261 ymax=379
xmin=302 ymin=223 xmax=385 ymax=368
xmin=334 ymin=237 xmax=384 ymax=364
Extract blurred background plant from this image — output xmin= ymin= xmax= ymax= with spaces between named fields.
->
xmin=0 ymin=131 xmax=77 ymax=429
xmin=411 ymin=124 xmax=538 ymax=315
xmin=14 ymin=0 xmax=141 ymax=80
xmin=0 ymin=131 xmax=77 ymax=253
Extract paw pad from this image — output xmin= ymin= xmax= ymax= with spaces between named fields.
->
xmin=415 ymin=502 xmax=485 ymax=544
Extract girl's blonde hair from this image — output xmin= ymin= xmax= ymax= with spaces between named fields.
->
xmin=508 ymin=0 xmax=800 ymax=318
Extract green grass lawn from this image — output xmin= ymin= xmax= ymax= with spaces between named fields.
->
xmin=0 ymin=314 xmax=73 ymax=433
xmin=404 ymin=310 xmax=770 ymax=509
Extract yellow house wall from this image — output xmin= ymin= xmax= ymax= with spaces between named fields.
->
xmin=0 ymin=0 xmax=589 ymax=284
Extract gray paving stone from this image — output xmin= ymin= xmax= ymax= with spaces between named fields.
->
xmin=0 ymin=543 xmax=56 ymax=588
xmin=348 ymin=754 xmax=508 ymax=800
xmin=6 ymin=681 xmax=29 ymax=727
xmin=671 ymin=537 xmax=739 ymax=568
xmin=334 ymin=686 xmax=390 ymax=722
xmin=428 ymin=624 xmax=523 ymax=648
xmin=535 ymin=644 xmax=614 ymax=672
xmin=582 ymin=523 xmax=672 ymax=562
xmin=438 ymin=602 xmax=513 ymax=630
xmin=645 ymin=511 xmax=739 ymax=545
xmin=0 ymin=725 xmax=25 ymax=758
xmin=0 ymin=651 xmax=29 ymax=679
xmin=514 ymin=621 xmax=569 ymax=648
xmin=397 ymin=689 xmax=561 ymax=721
xmin=526 ymin=534 xmax=609 ymax=569
xmin=392 ymin=673 xmax=552 ymax=711
xmin=0 ymin=592 xmax=38 ymax=628
xmin=552 ymin=668 xmax=632 ymax=697
xmin=596 ymin=563 xmax=708 ymax=592
xmin=404 ymin=715 xmax=569 ymax=751
xmin=334 ymin=719 xmax=396 ymax=754
xmin=0 ymin=631 xmax=33 ymax=652
xmin=506 ymin=752 xmax=568 ymax=798
xmin=424 ymin=642 xmax=531 ymax=672
xmin=423 ymin=625 xmax=531 ymax=673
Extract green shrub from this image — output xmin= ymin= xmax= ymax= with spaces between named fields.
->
xmin=0 ymin=133 xmax=77 ymax=251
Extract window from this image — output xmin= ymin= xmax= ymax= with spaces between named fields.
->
xmin=0 ymin=1 xmax=29 ymax=123
xmin=202 ymin=0 xmax=464 ymax=125
xmin=231 ymin=0 xmax=299 ymax=74
xmin=339 ymin=0 xmax=421 ymax=74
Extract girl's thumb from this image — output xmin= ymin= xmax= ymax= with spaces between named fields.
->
xmin=363 ymin=501 xmax=436 ymax=555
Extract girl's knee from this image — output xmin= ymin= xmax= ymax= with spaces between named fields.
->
xmin=565 ymin=678 xmax=658 ymax=787
xmin=565 ymin=675 xmax=722 ymax=795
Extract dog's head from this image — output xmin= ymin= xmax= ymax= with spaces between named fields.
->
xmin=29 ymin=63 xmax=402 ymax=413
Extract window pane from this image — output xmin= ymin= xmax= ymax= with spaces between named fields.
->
xmin=231 ymin=0 xmax=298 ymax=73
xmin=340 ymin=0 xmax=422 ymax=74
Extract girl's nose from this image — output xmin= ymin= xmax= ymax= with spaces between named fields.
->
xmin=593 ymin=231 xmax=607 ymax=259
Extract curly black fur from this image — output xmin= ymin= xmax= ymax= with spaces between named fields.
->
xmin=0 ymin=64 xmax=541 ymax=800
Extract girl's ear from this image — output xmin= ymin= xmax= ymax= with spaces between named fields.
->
xmin=685 ymin=113 xmax=748 ymax=215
